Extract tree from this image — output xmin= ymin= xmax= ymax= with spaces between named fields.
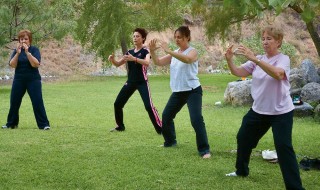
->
xmin=0 ymin=0 xmax=77 ymax=69
xmin=0 ymin=0 xmax=77 ymax=47
xmin=190 ymin=0 xmax=320 ymax=56
xmin=75 ymin=0 xmax=190 ymax=61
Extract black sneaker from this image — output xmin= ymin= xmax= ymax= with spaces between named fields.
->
xmin=299 ymin=157 xmax=319 ymax=170
xmin=110 ymin=126 xmax=125 ymax=132
xmin=162 ymin=141 xmax=177 ymax=147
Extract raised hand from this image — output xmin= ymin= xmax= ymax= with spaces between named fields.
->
xmin=159 ymin=40 xmax=169 ymax=53
xmin=16 ymin=43 xmax=22 ymax=54
xmin=225 ymin=45 xmax=234 ymax=61
xmin=148 ymin=39 xmax=160 ymax=52
xmin=108 ymin=53 xmax=115 ymax=62
xmin=124 ymin=52 xmax=135 ymax=62
xmin=22 ymin=43 xmax=29 ymax=52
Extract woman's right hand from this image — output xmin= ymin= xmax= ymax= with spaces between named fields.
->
xmin=225 ymin=45 xmax=234 ymax=61
xmin=16 ymin=43 xmax=22 ymax=54
xmin=108 ymin=53 xmax=114 ymax=62
xmin=148 ymin=39 xmax=159 ymax=52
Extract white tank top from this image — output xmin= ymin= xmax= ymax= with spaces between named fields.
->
xmin=170 ymin=46 xmax=200 ymax=92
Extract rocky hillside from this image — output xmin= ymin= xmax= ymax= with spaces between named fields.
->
xmin=2 ymin=10 xmax=320 ymax=78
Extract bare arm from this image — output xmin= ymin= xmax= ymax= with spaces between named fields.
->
xmin=108 ymin=53 xmax=126 ymax=67
xmin=162 ymin=42 xmax=198 ymax=64
xmin=124 ymin=52 xmax=150 ymax=66
xmin=251 ymin=58 xmax=285 ymax=80
xmin=26 ymin=50 xmax=40 ymax=68
xmin=225 ymin=45 xmax=251 ymax=77
xmin=9 ymin=53 xmax=19 ymax=68
xmin=236 ymin=45 xmax=285 ymax=80
xmin=148 ymin=39 xmax=172 ymax=66
xmin=9 ymin=43 xmax=22 ymax=68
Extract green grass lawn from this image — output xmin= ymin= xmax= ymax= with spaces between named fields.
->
xmin=0 ymin=74 xmax=319 ymax=190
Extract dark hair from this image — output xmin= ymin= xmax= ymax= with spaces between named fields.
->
xmin=174 ymin=26 xmax=191 ymax=41
xmin=18 ymin=29 xmax=32 ymax=44
xmin=134 ymin=28 xmax=148 ymax=43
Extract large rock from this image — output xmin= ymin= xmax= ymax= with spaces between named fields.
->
xmin=224 ymin=80 xmax=253 ymax=106
xmin=289 ymin=73 xmax=306 ymax=93
xmin=299 ymin=59 xmax=320 ymax=83
xmin=294 ymin=102 xmax=314 ymax=117
xmin=300 ymin=82 xmax=320 ymax=104
xmin=314 ymin=104 xmax=320 ymax=122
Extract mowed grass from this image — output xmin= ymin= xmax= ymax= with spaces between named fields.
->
xmin=0 ymin=74 xmax=319 ymax=190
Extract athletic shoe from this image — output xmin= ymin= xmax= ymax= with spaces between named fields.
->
xmin=162 ymin=141 xmax=177 ymax=147
xmin=43 ymin=126 xmax=50 ymax=130
xmin=110 ymin=126 xmax=125 ymax=132
xmin=202 ymin=153 xmax=211 ymax=159
xmin=226 ymin=172 xmax=237 ymax=177
xmin=2 ymin=125 xmax=18 ymax=129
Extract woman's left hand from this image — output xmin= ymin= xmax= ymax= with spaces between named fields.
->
xmin=160 ymin=41 xmax=170 ymax=53
xmin=22 ymin=43 xmax=29 ymax=53
xmin=236 ymin=45 xmax=256 ymax=62
xmin=124 ymin=53 xmax=135 ymax=61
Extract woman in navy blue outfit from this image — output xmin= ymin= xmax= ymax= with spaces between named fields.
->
xmin=108 ymin=28 xmax=162 ymax=134
xmin=2 ymin=29 xmax=50 ymax=130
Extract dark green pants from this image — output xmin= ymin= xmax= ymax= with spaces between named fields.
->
xmin=235 ymin=109 xmax=304 ymax=190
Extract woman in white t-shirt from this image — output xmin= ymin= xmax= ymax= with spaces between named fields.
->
xmin=225 ymin=25 xmax=304 ymax=190
xmin=149 ymin=26 xmax=211 ymax=159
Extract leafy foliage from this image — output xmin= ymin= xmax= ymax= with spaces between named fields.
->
xmin=190 ymin=0 xmax=320 ymax=40
xmin=75 ymin=0 xmax=191 ymax=61
xmin=0 ymin=0 xmax=77 ymax=47
xmin=0 ymin=0 xmax=77 ymax=69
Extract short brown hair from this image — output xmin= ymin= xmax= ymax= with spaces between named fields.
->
xmin=18 ymin=29 xmax=33 ymax=44
xmin=134 ymin=28 xmax=148 ymax=43
xmin=261 ymin=25 xmax=284 ymax=48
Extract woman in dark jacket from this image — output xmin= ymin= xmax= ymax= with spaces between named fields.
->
xmin=2 ymin=29 xmax=50 ymax=130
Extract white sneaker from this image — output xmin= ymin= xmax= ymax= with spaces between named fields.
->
xmin=43 ymin=126 xmax=50 ymax=130
xmin=202 ymin=153 xmax=211 ymax=159
xmin=2 ymin=125 xmax=18 ymax=129
xmin=226 ymin=172 xmax=237 ymax=177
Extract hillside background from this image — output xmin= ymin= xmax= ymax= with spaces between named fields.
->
xmin=1 ymin=10 xmax=319 ymax=78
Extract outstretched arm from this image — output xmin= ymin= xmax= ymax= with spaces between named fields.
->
xmin=148 ymin=39 xmax=172 ymax=66
xmin=161 ymin=41 xmax=197 ymax=64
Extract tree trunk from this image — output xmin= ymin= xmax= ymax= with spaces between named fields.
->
xmin=120 ymin=35 xmax=128 ymax=73
xmin=306 ymin=21 xmax=320 ymax=57
xmin=289 ymin=4 xmax=320 ymax=57
xmin=120 ymin=37 xmax=128 ymax=55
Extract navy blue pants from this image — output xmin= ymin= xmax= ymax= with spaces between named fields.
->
xmin=162 ymin=86 xmax=210 ymax=156
xmin=114 ymin=81 xmax=162 ymax=132
xmin=235 ymin=109 xmax=304 ymax=190
xmin=6 ymin=79 xmax=50 ymax=129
